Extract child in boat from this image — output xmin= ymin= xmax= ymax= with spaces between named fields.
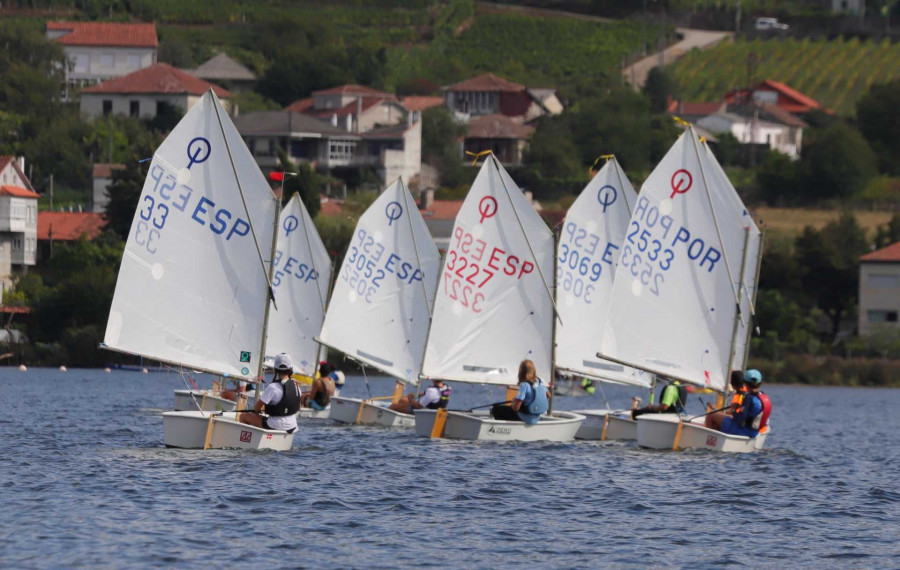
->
xmin=631 ymin=377 xmax=686 ymax=419
xmin=237 ymin=353 xmax=300 ymax=433
xmin=705 ymin=369 xmax=771 ymax=437
xmin=300 ymin=362 xmax=336 ymax=411
xmin=490 ymin=360 xmax=550 ymax=424
xmin=387 ymin=377 xmax=451 ymax=414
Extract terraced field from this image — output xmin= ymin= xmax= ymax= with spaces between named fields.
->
xmin=669 ymin=37 xmax=900 ymax=115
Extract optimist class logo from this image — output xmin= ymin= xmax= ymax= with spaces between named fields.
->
xmin=670 ymin=169 xmax=693 ymax=199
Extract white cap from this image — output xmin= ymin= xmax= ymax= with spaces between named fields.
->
xmin=273 ymin=353 xmax=293 ymax=371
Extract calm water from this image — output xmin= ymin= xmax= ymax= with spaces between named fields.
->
xmin=1 ymin=368 xmax=897 ymax=568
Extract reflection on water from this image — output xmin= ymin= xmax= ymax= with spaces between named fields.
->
xmin=0 ymin=369 xmax=897 ymax=567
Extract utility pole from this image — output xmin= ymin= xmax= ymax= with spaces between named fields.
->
xmin=49 ymin=174 xmax=54 ymax=211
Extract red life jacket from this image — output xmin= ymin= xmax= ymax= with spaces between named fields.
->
xmin=751 ymin=391 xmax=772 ymax=431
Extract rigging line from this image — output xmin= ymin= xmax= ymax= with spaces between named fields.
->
xmin=208 ymin=89 xmax=275 ymax=296
xmin=687 ymin=126 xmax=746 ymax=326
xmin=488 ymin=154 xmax=562 ymax=326
xmin=361 ymin=364 xmax=373 ymax=401
xmin=399 ymin=177 xmax=435 ymax=318
xmin=178 ymin=368 xmax=206 ymax=414
xmin=596 ymin=378 xmax=612 ymax=412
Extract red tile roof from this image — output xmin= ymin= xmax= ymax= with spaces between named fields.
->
xmin=285 ymin=98 xmax=314 ymax=113
xmin=443 ymin=73 xmax=525 ymax=93
xmin=92 ymin=163 xmax=125 ymax=179
xmin=47 ymin=21 xmax=157 ymax=48
xmin=860 ymin=242 xmax=900 ymax=263
xmin=37 ymin=212 xmax=106 ymax=241
xmin=0 ymin=186 xmax=39 ymax=199
xmin=466 ymin=114 xmax=534 ymax=139
xmin=313 ymin=84 xmax=395 ymax=98
xmin=81 ymin=63 xmax=231 ymax=97
xmin=319 ymin=197 xmax=344 ymax=216
xmin=401 ymin=96 xmax=445 ymax=112
xmin=667 ymin=100 xmax=725 ymax=115
xmin=419 ymin=200 xmax=463 ymax=221
xmin=759 ymin=79 xmax=820 ymax=110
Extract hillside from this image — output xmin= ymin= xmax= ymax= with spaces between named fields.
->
xmin=668 ymin=37 xmax=900 ymax=115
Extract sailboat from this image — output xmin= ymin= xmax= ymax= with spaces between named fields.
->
xmin=414 ymin=154 xmax=584 ymax=441
xmin=264 ymin=191 xmax=333 ymax=419
xmin=104 ymin=90 xmax=292 ymax=450
xmin=318 ymin=178 xmax=440 ymax=428
xmin=171 ymin=191 xmax=333 ymax=417
xmin=598 ymin=126 xmax=766 ymax=453
xmin=553 ymin=157 xmax=654 ymax=441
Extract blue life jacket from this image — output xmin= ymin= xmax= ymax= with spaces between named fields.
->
xmin=522 ymin=379 xmax=549 ymax=416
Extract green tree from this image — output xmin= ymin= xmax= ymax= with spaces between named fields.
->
xmin=104 ymin=159 xmax=149 ymax=240
xmin=642 ymin=67 xmax=675 ymax=113
xmin=794 ymin=212 xmax=869 ymax=341
xmin=523 ymin=115 xmax=581 ymax=179
xmin=874 ymin=213 xmax=900 ymax=249
xmin=277 ymin=149 xmax=321 ymax=218
xmin=421 ymin=105 xmax=466 ymax=188
xmin=803 ymin=122 xmax=878 ymax=202
xmin=756 ymin=150 xmax=801 ymax=206
xmin=856 ymin=79 xmax=900 ymax=174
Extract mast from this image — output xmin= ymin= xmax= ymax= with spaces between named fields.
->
xmin=548 ymin=227 xmax=559 ymax=414
xmin=722 ymin=228 xmax=751 ymax=408
xmin=742 ymin=232 xmax=765 ymax=368
xmin=255 ymin=196 xmax=281 ymax=401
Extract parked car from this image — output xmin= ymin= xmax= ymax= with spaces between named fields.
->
xmin=755 ymin=17 xmax=789 ymax=31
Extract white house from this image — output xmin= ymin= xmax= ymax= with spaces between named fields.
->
xmin=286 ymin=84 xmax=408 ymax=134
xmin=0 ymin=157 xmax=39 ymax=293
xmin=92 ymin=163 xmax=124 ymax=214
xmin=235 ymin=110 xmax=422 ymax=183
xmin=441 ymin=73 xmax=563 ymax=123
xmin=46 ymin=21 xmax=157 ymax=94
xmin=697 ymin=103 xmax=806 ymax=159
xmin=79 ymin=63 xmax=231 ymax=120
xmin=858 ymin=242 xmax=900 ymax=336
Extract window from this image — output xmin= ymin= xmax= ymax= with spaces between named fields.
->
xmin=869 ymin=274 xmax=900 ymax=288
xmin=868 ymin=310 xmax=899 ymax=323
xmin=127 ymin=54 xmax=142 ymax=69
xmin=328 ymin=139 xmax=356 ymax=161
xmin=102 ymin=100 xmax=113 ymax=116
xmin=130 ymin=100 xmax=140 ymax=117
xmin=753 ymin=90 xmax=778 ymax=105
xmin=100 ymin=53 xmax=114 ymax=68
xmin=71 ymin=54 xmax=89 ymax=73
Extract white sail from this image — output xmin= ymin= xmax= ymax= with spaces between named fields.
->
xmin=422 ymin=156 xmax=554 ymax=385
xmin=599 ymin=127 xmax=758 ymax=391
xmin=104 ymin=91 xmax=277 ymax=379
xmin=555 ymin=158 xmax=650 ymax=388
xmin=318 ymin=178 xmax=440 ymax=383
xmin=265 ymin=193 xmax=332 ymax=377
xmin=700 ymin=141 xmax=762 ymax=372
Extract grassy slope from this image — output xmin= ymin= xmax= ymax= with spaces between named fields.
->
xmin=668 ymin=37 xmax=900 ymax=115
xmin=752 ymin=206 xmax=893 ymax=241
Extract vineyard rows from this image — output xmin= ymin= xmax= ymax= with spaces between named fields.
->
xmin=668 ymin=37 xmax=900 ymax=115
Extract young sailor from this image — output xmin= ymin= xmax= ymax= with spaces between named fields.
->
xmin=237 ymin=353 xmax=300 ymax=433
xmin=387 ymin=377 xmax=451 ymax=414
xmin=728 ymin=370 xmax=747 ymax=414
xmin=706 ymin=369 xmax=771 ymax=437
xmin=631 ymin=378 xmax=687 ymax=419
xmin=300 ymin=361 xmax=336 ymax=411
xmin=490 ymin=359 xmax=551 ymax=424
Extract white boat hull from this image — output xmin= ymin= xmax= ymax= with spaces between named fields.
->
xmin=329 ymin=396 xmax=415 ymax=428
xmin=173 ymin=389 xmax=257 ymax=412
xmin=573 ymin=409 xmax=637 ymax=441
xmin=636 ymin=414 xmax=769 ymax=453
xmin=297 ymin=406 xmax=331 ymax=420
xmin=162 ymin=411 xmax=295 ymax=450
xmin=414 ymin=409 xmax=585 ymax=442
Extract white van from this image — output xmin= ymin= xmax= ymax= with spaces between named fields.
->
xmin=755 ymin=17 xmax=789 ymax=30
